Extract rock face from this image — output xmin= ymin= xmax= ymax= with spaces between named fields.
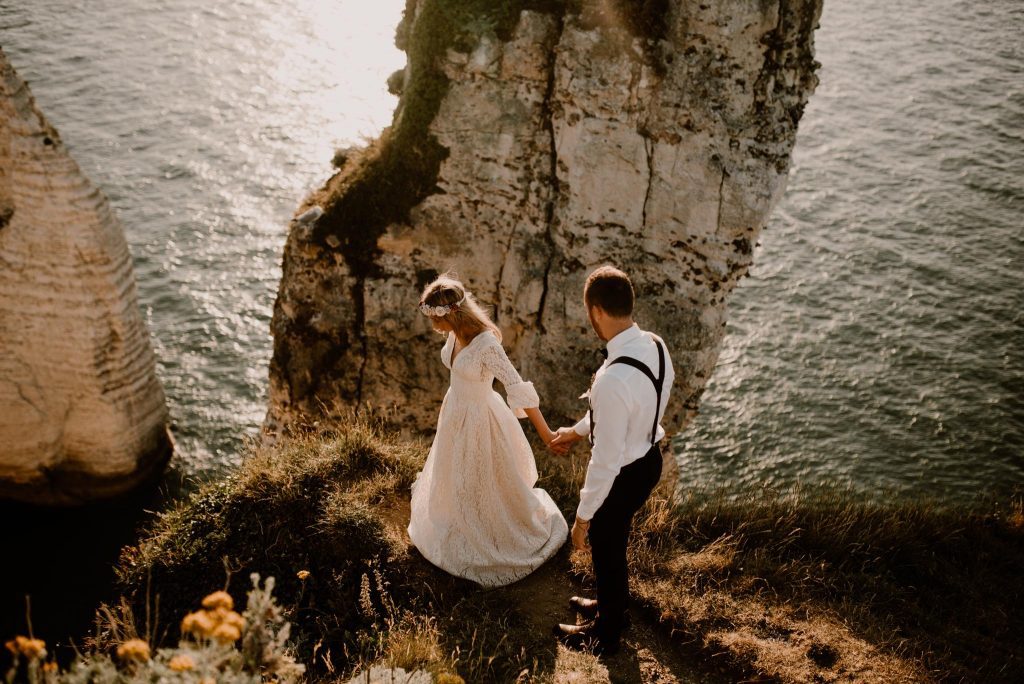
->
xmin=266 ymin=0 xmax=822 ymax=436
xmin=0 ymin=49 xmax=172 ymax=504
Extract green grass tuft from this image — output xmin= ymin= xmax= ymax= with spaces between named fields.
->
xmin=116 ymin=418 xmax=424 ymax=678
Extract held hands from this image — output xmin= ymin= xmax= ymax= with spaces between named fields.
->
xmin=547 ymin=426 xmax=583 ymax=455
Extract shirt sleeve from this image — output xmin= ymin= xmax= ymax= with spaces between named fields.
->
xmin=577 ymin=373 xmax=631 ymax=521
xmin=572 ymin=413 xmax=591 ymax=436
xmin=478 ymin=336 xmax=539 ymax=418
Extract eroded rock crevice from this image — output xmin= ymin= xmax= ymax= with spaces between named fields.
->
xmin=535 ymin=13 xmax=567 ymax=334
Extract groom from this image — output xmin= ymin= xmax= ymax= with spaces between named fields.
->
xmin=549 ymin=265 xmax=675 ymax=656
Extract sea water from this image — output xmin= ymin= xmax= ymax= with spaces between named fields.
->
xmin=2 ymin=0 xmax=1021 ymax=503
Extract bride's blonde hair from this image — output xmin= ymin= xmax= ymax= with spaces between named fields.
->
xmin=419 ymin=272 xmax=502 ymax=343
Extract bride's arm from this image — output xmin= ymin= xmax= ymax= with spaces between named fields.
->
xmin=522 ymin=407 xmax=555 ymax=444
xmin=479 ymin=339 xmax=554 ymax=441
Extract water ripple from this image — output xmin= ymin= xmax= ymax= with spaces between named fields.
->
xmin=1 ymin=0 xmax=1020 ymax=502
xmin=678 ymin=0 xmax=1024 ymax=502
xmin=1 ymin=0 xmax=406 ymax=479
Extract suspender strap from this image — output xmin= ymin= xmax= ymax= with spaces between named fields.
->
xmin=588 ymin=403 xmax=595 ymax=447
xmin=588 ymin=336 xmax=666 ymax=447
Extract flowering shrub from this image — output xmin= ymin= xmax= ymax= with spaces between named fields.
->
xmin=3 ymin=574 xmax=303 ymax=683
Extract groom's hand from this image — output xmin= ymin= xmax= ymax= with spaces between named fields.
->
xmin=548 ymin=427 xmax=582 ymax=455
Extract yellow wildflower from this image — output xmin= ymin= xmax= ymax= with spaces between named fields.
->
xmin=42 ymin=662 xmax=58 ymax=673
xmin=211 ymin=622 xmax=242 ymax=644
xmin=4 ymin=639 xmax=16 ymax=655
xmin=296 ymin=570 xmax=310 ymax=581
xmin=180 ymin=612 xmax=197 ymax=633
xmin=168 ymin=654 xmax=195 ymax=671
xmin=201 ymin=590 xmax=234 ymax=611
xmin=13 ymin=636 xmax=46 ymax=659
xmin=181 ymin=610 xmax=215 ymax=637
xmin=208 ymin=606 xmax=245 ymax=628
xmin=116 ymin=638 xmax=151 ymax=662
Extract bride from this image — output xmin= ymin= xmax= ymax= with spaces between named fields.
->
xmin=407 ymin=273 xmax=568 ymax=587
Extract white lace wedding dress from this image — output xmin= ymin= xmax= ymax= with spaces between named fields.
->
xmin=407 ymin=330 xmax=568 ymax=587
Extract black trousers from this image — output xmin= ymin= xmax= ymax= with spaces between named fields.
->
xmin=589 ymin=442 xmax=663 ymax=647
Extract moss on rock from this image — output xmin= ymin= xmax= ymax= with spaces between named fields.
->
xmin=310 ymin=0 xmax=570 ymax=280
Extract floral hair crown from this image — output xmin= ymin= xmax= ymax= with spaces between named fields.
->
xmin=419 ymin=291 xmax=468 ymax=317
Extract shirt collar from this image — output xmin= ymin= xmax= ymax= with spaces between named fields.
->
xmin=605 ymin=323 xmax=642 ymax=359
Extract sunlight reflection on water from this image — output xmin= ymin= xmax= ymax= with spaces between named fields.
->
xmin=3 ymin=0 xmax=406 ymax=479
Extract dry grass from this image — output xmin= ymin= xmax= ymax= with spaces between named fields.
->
xmin=115 ymin=415 xmax=1023 ymax=682
xmin=116 ymin=416 xmax=424 ymax=678
xmin=116 ymin=416 xmax=574 ymax=682
xmin=624 ymin=481 xmax=1024 ymax=683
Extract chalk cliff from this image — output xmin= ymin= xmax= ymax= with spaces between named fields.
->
xmin=266 ymin=0 xmax=822 ymax=435
xmin=0 ymin=49 xmax=172 ymax=504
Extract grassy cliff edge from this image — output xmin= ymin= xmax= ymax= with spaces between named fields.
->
xmin=115 ymin=418 xmax=1023 ymax=682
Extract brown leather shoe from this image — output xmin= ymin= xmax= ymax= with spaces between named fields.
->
xmin=568 ymin=596 xmax=598 ymax=618
xmin=568 ymin=597 xmax=633 ymax=630
xmin=553 ymin=619 xmax=595 ymax=636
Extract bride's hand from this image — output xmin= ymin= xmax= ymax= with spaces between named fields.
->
xmin=548 ymin=427 xmax=581 ymax=455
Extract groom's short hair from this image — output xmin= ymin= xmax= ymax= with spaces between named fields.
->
xmin=584 ymin=265 xmax=634 ymax=318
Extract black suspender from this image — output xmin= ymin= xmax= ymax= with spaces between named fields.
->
xmin=610 ymin=339 xmax=665 ymax=444
xmin=587 ymin=335 xmax=666 ymax=447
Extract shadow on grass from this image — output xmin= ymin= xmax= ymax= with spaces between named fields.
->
xmin=0 ymin=471 xmax=185 ymax=671
xmin=628 ymin=483 xmax=1024 ymax=682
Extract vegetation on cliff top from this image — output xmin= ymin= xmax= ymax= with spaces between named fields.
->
xmin=629 ymin=486 xmax=1024 ymax=682
xmin=5 ymin=576 xmax=304 ymax=683
xmin=108 ymin=416 xmax=1023 ymax=683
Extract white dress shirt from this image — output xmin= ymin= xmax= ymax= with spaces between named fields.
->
xmin=572 ymin=323 xmax=675 ymax=521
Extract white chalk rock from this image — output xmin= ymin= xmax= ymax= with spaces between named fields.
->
xmin=266 ymin=1 xmax=824 ymax=436
xmin=0 ymin=48 xmax=172 ymax=504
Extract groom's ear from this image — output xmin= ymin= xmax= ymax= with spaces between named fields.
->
xmin=588 ymin=304 xmax=605 ymax=321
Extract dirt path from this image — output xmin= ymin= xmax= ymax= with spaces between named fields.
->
xmin=377 ymin=496 xmax=723 ymax=683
